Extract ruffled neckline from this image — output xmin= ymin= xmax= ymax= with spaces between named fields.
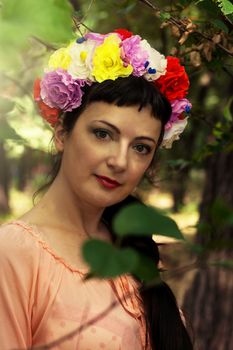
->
xmin=10 ymin=220 xmax=88 ymax=275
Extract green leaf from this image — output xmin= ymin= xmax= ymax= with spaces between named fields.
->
xmin=210 ymin=199 xmax=233 ymax=228
xmin=216 ymin=0 xmax=233 ymax=15
xmin=212 ymin=19 xmax=229 ymax=33
xmin=223 ymin=96 xmax=233 ymax=122
xmin=196 ymin=0 xmax=221 ymax=16
xmin=160 ymin=12 xmax=171 ymax=20
xmin=82 ymin=239 xmax=139 ymax=278
xmin=132 ymin=254 xmax=160 ymax=283
xmin=113 ymin=203 xmax=184 ymax=240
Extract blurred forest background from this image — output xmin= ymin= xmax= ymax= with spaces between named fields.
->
xmin=0 ymin=0 xmax=233 ymax=349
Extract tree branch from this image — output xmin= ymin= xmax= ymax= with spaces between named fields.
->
xmin=16 ymin=298 xmax=120 ymax=350
xmin=30 ymin=36 xmax=56 ymax=51
xmin=138 ymin=0 xmax=233 ymax=57
xmin=138 ymin=0 xmax=160 ymax=12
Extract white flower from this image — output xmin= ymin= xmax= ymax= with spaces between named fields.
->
xmin=140 ymin=39 xmax=167 ymax=81
xmin=161 ymin=118 xmax=188 ymax=149
xmin=67 ymin=40 xmax=97 ymax=81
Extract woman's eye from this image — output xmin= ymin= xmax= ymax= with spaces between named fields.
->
xmin=93 ymin=129 xmax=111 ymax=140
xmin=134 ymin=144 xmax=151 ymax=155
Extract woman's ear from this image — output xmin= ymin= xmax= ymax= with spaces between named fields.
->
xmin=54 ymin=123 xmax=66 ymax=152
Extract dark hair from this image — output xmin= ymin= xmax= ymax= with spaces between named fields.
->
xmin=103 ymin=195 xmax=193 ymax=350
xmin=37 ymin=76 xmax=193 ymax=349
xmin=63 ymin=75 xmax=171 ymax=136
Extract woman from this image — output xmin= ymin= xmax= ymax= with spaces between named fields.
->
xmin=0 ymin=29 xmax=193 ymax=349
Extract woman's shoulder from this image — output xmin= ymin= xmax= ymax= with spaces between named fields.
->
xmin=0 ymin=220 xmax=88 ymax=275
xmin=0 ymin=220 xmax=39 ymax=247
xmin=0 ymin=220 xmax=43 ymax=266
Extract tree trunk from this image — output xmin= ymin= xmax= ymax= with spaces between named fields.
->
xmin=170 ymin=161 xmax=190 ymax=212
xmin=183 ymin=149 xmax=233 ymax=350
xmin=170 ymin=84 xmax=209 ymax=212
xmin=0 ymin=142 xmax=10 ymax=214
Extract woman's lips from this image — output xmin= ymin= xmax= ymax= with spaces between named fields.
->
xmin=95 ymin=175 xmax=121 ymax=189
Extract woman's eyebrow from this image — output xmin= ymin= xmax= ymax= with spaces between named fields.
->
xmin=93 ymin=120 xmax=156 ymax=144
xmin=134 ymin=136 xmax=156 ymax=144
xmin=94 ymin=120 xmax=120 ymax=134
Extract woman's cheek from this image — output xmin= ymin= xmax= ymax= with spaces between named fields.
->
xmin=131 ymin=160 xmax=149 ymax=179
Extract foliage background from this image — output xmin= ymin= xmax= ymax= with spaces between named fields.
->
xmin=0 ymin=0 xmax=233 ymax=349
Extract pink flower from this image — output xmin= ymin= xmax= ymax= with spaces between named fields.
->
xmin=121 ymin=35 xmax=148 ymax=76
xmin=40 ymin=69 xmax=85 ymax=112
xmin=165 ymin=98 xmax=192 ymax=129
xmin=34 ymin=78 xmax=60 ymax=126
xmin=84 ymin=32 xmax=110 ymax=43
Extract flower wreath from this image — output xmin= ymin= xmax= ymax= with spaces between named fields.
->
xmin=34 ymin=28 xmax=192 ymax=148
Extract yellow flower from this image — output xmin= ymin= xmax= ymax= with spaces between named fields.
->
xmin=92 ymin=34 xmax=133 ymax=82
xmin=48 ymin=46 xmax=72 ymax=70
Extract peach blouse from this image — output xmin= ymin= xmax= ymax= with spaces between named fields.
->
xmin=0 ymin=221 xmax=150 ymax=350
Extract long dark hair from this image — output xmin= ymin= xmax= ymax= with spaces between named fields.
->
xmin=37 ymin=76 xmax=193 ymax=349
xmin=103 ymin=195 xmax=193 ymax=350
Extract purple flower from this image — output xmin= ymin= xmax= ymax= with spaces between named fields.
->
xmin=84 ymin=32 xmax=109 ymax=43
xmin=40 ymin=69 xmax=85 ymax=112
xmin=121 ymin=35 xmax=148 ymax=76
xmin=166 ymin=98 xmax=192 ymax=129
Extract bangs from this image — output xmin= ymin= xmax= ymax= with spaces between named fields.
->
xmin=63 ymin=76 xmax=171 ymax=134
xmin=85 ymin=76 xmax=171 ymax=125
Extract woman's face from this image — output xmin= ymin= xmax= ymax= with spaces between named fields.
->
xmin=56 ymin=101 xmax=162 ymax=208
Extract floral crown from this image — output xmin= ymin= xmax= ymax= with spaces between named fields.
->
xmin=34 ymin=29 xmax=192 ymax=148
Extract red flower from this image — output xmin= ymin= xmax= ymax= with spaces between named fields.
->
xmin=114 ymin=28 xmax=133 ymax=40
xmin=155 ymin=56 xmax=190 ymax=101
xmin=33 ymin=78 xmax=60 ymax=126
xmin=33 ymin=78 xmax=41 ymax=101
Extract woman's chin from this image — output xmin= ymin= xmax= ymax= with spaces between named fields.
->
xmin=84 ymin=190 xmax=131 ymax=209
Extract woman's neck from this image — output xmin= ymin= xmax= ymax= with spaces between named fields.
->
xmin=21 ymin=175 xmax=108 ymax=240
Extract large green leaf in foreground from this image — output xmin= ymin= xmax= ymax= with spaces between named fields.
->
xmin=82 ymin=239 xmax=160 ymax=282
xmin=113 ymin=203 xmax=184 ymax=240
xmin=82 ymin=239 xmax=139 ymax=278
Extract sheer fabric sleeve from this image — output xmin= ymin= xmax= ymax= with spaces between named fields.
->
xmin=0 ymin=223 xmax=40 ymax=349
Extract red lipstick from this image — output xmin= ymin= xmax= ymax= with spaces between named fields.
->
xmin=95 ymin=175 xmax=121 ymax=189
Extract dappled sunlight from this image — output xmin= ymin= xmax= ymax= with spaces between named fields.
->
xmin=146 ymin=190 xmax=173 ymax=210
xmin=145 ymin=190 xmax=198 ymax=243
xmin=0 ymin=188 xmax=33 ymax=224
xmin=10 ymin=187 xmax=33 ymax=218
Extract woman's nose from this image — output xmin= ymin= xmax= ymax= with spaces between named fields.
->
xmin=106 ymin=143 xmax=128 ymax=172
